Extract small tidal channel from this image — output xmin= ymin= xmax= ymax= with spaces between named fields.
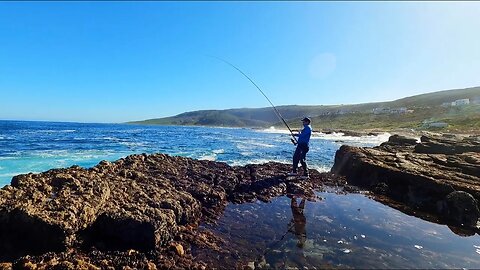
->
xmin=195 ymin=190 xmax=480 ymax=269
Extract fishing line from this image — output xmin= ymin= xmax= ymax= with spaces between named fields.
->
xmin=208 ymin=55 xmax=298 ymax=144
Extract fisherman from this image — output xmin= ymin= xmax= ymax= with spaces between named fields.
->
xmin=288 ymin=117 xmax=312 ymax=178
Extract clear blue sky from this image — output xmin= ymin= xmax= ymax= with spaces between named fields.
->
xmin=1 ymin=2 xmax=479 ymax=123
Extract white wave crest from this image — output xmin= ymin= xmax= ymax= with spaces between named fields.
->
xmin=234 ymin=140 xmax=275 ymax=149
xmin=259 ymin=127 xmax=291 ymax=135
xmin=30 ymin=129 xmax=77 ymax=133
xmin=312 ymin=132 xmax=391 ymax=146
xmin=230 ymin=158 xmax=290 ymax=167
xmin=198 ymin=149 xmax=226 ymax=161
xmin=199 ymin=154 xmax=217 ymax=161
xmin=310 ymin=164 xmax=331 ymax=173
xmin=118 ymin=141 xmax=147 ymax=147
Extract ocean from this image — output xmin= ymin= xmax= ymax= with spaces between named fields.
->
xmin=0 ymin=120 xmax=389 ymax=187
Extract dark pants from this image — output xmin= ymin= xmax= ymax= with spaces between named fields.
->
xmin=293 ymin=143 xmax=309 ymax=174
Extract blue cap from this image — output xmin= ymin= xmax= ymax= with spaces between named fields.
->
xmin=301 ymin=117 xmax=311 ymax=122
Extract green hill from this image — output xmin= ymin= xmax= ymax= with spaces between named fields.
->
xmin=128 ymin=86 xmax=480 ymax=133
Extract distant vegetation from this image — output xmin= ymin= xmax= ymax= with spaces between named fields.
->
xmin=129 ymin=86 xmax=480 ymax=133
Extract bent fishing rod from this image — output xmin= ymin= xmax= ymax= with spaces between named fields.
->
xmin=210 ymin=56 xmax=298 ymax=145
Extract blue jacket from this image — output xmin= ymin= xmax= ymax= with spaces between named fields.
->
xmin=297 ymin=124 xmax=312 ymax=145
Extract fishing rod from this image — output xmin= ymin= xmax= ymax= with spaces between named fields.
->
xmin=210 ymin=56 xmax=298 ymax=145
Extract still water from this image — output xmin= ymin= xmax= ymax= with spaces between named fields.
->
xmin=198 ymin=191 xmax=480 ymax=269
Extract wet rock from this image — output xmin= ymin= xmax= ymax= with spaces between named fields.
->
xmin=444 ymin=191 xmax=480 ymax=227
xmin=332 ymin=134 xmax=480 ymax=228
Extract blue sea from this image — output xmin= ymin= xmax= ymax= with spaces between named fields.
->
xmin=0 ymin=120 xmax=389 ymax=187
xmin=1 ymin=120 xmax=479 ymax=268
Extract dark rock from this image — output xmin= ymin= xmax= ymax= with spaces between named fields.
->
xmin=373 ymin=182 xmax=389 ymax=195
xmin=332 ymin=134 xmax=480 ymax=229
xmin=382 ymin=134 xmax=417 ymax=146
xmin=444 ymin=191 xmax=480 ymax=227
xmin=415 ymin=135 xmax=480 ymax=154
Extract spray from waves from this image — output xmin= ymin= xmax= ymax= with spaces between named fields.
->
xmin=310 ymin=164 xmax=331 ymax=173
xmin=311 ymin=132 xmax=391 ymax=146
xmin=259 ymin=128 xmax=392 ymax=146
xmin=233 ymin=140 xmax=275 ymax=148
xmin=199 ymin=153 xmax=217 ymax=161
xmin=198 ymin=149 xmax=225 ymax=161
xmin=199 ymin=155 xmax=216 ymax=161
xmin=259 ymin=127 xmax=292 ymax=135
xmin=118 ymin=141 xmax=148 ymax=147
xmin=231 ymin=157 xmax=290 ymax=167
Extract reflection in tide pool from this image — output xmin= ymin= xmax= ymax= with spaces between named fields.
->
xmin=198 ymin=191 xmax=480 ymax=269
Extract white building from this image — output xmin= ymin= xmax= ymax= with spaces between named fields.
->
xmin=373 ymin=107 xmax=390 ymax=114
xmin=422 ymin=120 xmax=448 ymax=128
xmin=390 ymin=107 xmax=407 ymax=114
xmin=452 ymin=99 xmax=470 ymax=106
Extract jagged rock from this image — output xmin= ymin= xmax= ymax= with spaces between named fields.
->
xmin=381 ymin=134 xmax=418 ymax=146
xmin=415 ymin=135 xmax=480 ymax=154
xmin=0 ymin=153 xmax=343 ymax=267
xmin=172 ymin=244 xmax=185 ymax=257
xmin=0 ymin=263 xmax=12 ymax=270
xmin=332 ymin=134 xmax=480 ymax=229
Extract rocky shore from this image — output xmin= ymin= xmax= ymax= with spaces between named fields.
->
xmin=0 ymin=153 xmax=345 ymax=269
xmin=332 ymin=134 xmax=480 ymax=231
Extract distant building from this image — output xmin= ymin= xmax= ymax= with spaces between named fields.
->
xmin=373 ymin=107 xmax=390 ymax=114
xmin=390 ymin=107 xmax=408 ymax=114
xmin=422 ymin=120 xmax=448 ymax=128
xmin=441 ymin=102 xmax=452 ymax=107
xmin=373 ymin=107 xmax=408 ymax=114
xmin=452 ymin=99 xmax=470 ymax=106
